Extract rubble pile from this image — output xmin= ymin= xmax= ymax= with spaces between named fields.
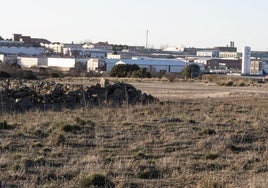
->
xmin=0 ymin=79 xmax=158 ymax=111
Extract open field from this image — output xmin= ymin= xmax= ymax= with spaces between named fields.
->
xmin=1 ymin=78 xmax=268 ymax=187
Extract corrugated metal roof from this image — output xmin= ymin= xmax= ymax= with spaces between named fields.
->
xmin=106 ymin=57 xmax=186 ymax=66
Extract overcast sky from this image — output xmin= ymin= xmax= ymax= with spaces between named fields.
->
xmin=1 ymin=0 xmax=267 ymax=51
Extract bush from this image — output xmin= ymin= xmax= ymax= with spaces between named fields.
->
xmin=137 ymin=166 xmax=163 ymax=179
xmin=161 ymin=73 xmax=176 ymax=82
xmin=199 ymin=128 xmax=216 ymax=135
xmin=110 ymin=64 xmax=140 ymax=77
xmin=0 ymin=71 xmax=11 ymax=78
xmin=62 ymin=124 xmax=81 ymax=133
xmin=0 ymin=121 xmax=14 ymax=130
xmin=131 ymin=68 xmax=151 ymax=78
xmin=75 ymin=117 xmax=95 ymax=126
xmin=205 ymin=153 xmax=219 ymax=160
xmin=80 ymin=173 xmax=115 ymax=188
xmin=49 ymin=72 xmax=61 ymax=78
xmin=22 ymin=70 xmax=37 ymax=80
xmin=179 ymin=64 xmax=200 ymax=79
xmin=38 ymin=67 xmax=49 ymax=76
xmin=225 ymin=80 xmax=234 ymax=86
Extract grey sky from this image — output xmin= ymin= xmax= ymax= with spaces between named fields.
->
xmin=1 ymin=0 xmax=267 ymax=51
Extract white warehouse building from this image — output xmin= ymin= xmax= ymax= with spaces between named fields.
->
xmin=197 ymin=50 xmax=220 ymax=58
xmin=18 ymin=56 xmax=88 ymax=71
xmin=104 ymin=57 xmax=204 ymax=73
xmin=18 ymin=57 xmax=48 ymax=68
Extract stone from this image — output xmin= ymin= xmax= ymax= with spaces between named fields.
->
xmin=100 ymin=77 xmax=109 ymax=88
xmin=0 ymin=79 xmax=158 ymax=111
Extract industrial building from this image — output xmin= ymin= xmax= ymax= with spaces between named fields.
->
xmin=17 ymin=56 xmax=88 ymax=71
xmin=0 ymin=46 xmax=45 ymax=55
xmin=196 ymin=50 xmax=220 ymax=58
xmin=87 ymin=58 xmax=106 ymax=72
xmin=104 ymin=57 xmax=204 ymax=73
xmin=18 ymin=57 xmax=47 ymax=68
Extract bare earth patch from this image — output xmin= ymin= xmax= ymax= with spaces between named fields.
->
xmin=131 ymin=80 xmax=268 ymax=100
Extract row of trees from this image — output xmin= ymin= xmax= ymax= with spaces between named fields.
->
xmin=110 ymin=63 xmax=201 ymax=79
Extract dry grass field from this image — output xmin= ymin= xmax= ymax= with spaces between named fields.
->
xmin=1 ymin=77 xmax=268 ymax=187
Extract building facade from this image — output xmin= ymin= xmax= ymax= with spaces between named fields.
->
xmin=197 ymin=50 xmax=220 ymax=58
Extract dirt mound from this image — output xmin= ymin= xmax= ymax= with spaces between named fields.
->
xmin=0 ymin=79 xmax=158 ymax=111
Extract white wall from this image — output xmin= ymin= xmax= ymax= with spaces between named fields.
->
xmin=87 ymin=58 xmax=99 ymax=71
xmin=47 ymin=57 xmax=75 ymax=68
xmin=0 ymin=54 xmax=4 ymax=62
xmin=197 ymin=50 xmax=219 ymax=58
xmin=18 ymin=57 xmax=48 ymax=68
xmin=107 ymin=53 xmax=121 ymax=59
xmin=18 ymin=57 xmax=38 ymax=68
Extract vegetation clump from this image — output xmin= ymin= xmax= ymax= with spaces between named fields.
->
xmin=62 ymin=124 xmax=81 ymax=133
xmin=22 ymin=70 xmax=38 ymax=80
xmin=179 ymin=64 xmax=200 ymax=79
xmin=80 ymin=173 xmax=115 ymax=188
xmin=199 ymin=128 xmax=216 ymax=135
xmin=205 ymin=153 xmax=219 ymax=160
xmin=137 ymin=165 xmax=163 ymax=179
xmin=0 ymin=121 xmax=14 ymax=130
xmin=0 ymin=71 xmax=11 ymax=78
xmin=110 ymin=64 xmax=151 ymax=78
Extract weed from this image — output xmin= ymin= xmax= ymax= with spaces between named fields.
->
xmin=137 ymin=165 xmax=163 ymax=179
xmin=199 ymin=128 xmax=216 ymax=135
xmin=80 ymin=173 xmax=115 ymax=188
xmin=62 ymin=124 xmax=81 ymax=133
xmin=0 ymin=121 xmax=14 ymax=130
xmin=205 ymin=153 xmax=219 ymax=160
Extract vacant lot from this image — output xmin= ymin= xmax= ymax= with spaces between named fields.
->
xmin=131 ymin=80 xmax=268 ymax=100
xmin=0 ymin=78 xmax=268 ymax=187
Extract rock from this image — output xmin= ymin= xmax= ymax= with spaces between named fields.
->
xmin=100 ymin=77 xmax=109 ymax=88
xmin=0 ymin=80 xmax=158 ymax=111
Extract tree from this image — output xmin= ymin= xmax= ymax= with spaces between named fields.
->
xmin=131 ymin=67 xmax=151 ymax=78
xmin=110 ymin=64 xmax=140 ymax=77
xmin=179 ymin=64 xmax=200 ymax=79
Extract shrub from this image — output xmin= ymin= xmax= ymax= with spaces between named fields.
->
xmin=0 ymin=121 xmax=14 ymax=130
xmin=49 ymin=72 xmax=61 ymax=78
xmin=161 ymin=73 xmax=176 ymax=82
xmin=225 ymin=80 xmax=234 ymax=86
xmin=22 ymin=70 xmax=37 ymax=80
xmin=75 ymin=117 xmax=87 ymax=125
xmin=80 ymin=173 xmax=115 ymax=188
xmin=131 ymin=68 xmax=151 ymax=78
xmin=0 ymin=71 xmax=11 ymax=78
xmin=137 ymin=166 xmax=163 ymax=179
xmin=75 ymin=117 xmax=95 ymax=126
xmin=237 ymin=81 xmax=246 ymax=87
xmin=205 ymin=153 xmax=219 ymax=160
xmin=179 ymin=64 xmax=200 ymax=79
xmin=135 ymin=152 xmax=148 ymax=160
xmin=199 ymin=128 xmax=216 ymax=135
xmin=62 ymin=124 xmax=81 ymax=133
xmin=110 ymin=64 xmax=140 ymax=77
